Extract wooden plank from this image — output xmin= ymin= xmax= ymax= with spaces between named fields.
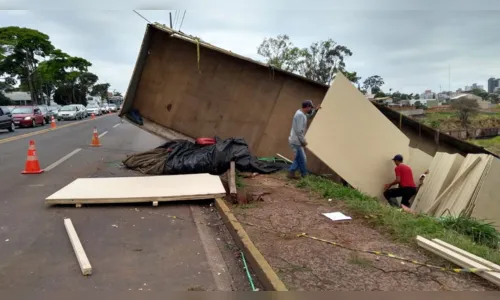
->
xmin=305 ymin=72 xmax=410 ymax=198
xmin=276 ymin=153 xmax=293 ymax=164
xmin=64 ymin=218 xmax=92 ymax=276
xmin=229 ymin=161 xmax=237 ymax=196
xmin=416 ymin=236 xmax=500 ymax=286
xmin=432 ymin=239 xmax=500 ymax=272
xmin=46 ymin=174 xmax=226 ymax=205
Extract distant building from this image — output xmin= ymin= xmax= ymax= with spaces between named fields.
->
xmin=420 ymin=90 xmax=434 ymax=100
xmin=488 ymin=77 xmax=497 ymax=93
xmin=450 ymin=93 xmax=493 ymax=109
xmin=4 ymin=91 xmax=32 ymax=105
xmin=464 ymin=83 xmax=485 ymax=92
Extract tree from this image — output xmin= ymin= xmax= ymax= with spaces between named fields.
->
xmin=257 ymin=35 xmax=303 ymax=73
xmin=0 ymin=26 xmax=54 ymax=104
xmin=414 ymin=94 xmax=420 ymax=100
xmin=299 ymin=39 xmax=353 ymax=85
xmin=470 ymin=88 xmax=488 ymax=100
xmin=451 ymin=98 xmax=479 ymax=136
xmin=113 ymin=90 xmax=122 ymax=97
xmin=91 ymin=83 xmax=111 ymax=101
xmin=362 ymin=75 xmax=384 ymax=94
xmin=488 ymin=93 xmax=499 ymax=104
xmin=257 ymin=35 xmax=358 ymax=85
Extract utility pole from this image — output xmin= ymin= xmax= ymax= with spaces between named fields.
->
xmin=169 ymin=12 xmax=173 ymax=28
xmin=448 ymin=64 xmax=451 ymax=92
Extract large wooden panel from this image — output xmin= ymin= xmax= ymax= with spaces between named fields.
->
xmin=471 ymin=158 xmax=500 ymax=228
xmin=45 ymin=174 xmax=226 ymax=204
xmin=411 ymin=152 xmax=464 ymax=213
xmin=305 ymin=73 xmax=410 ymax=198
xmin=406 ymin=147 xmax=433 ymax=184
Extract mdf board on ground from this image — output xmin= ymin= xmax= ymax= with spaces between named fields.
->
xmin=45 ymin=174 xmax=226 ymax=205
xmin=305 ymin=72 xmax=410 ymax=198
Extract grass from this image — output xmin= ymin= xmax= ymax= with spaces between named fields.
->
xmin=296 ymin=175 xmax=500 ymax=264
xmin=420 ymin=111 xmax=500 ymax=131
xmin=235 ymin=172 xmax=245 ymax=188
xmin=469 ymin=136 xmax=500 ymax=156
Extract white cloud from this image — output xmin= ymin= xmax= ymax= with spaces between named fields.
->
xmin=0 ymin=2 xmax=500 ymax=96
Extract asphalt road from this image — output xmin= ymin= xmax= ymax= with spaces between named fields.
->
xmin=0 ymin=114 xmax=250 ymax=291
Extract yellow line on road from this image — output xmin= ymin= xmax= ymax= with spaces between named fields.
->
xmin=0 ymin=114 xmax=114 ymax=145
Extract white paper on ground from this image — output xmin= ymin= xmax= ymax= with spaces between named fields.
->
xmin=322 ymin=212 xmax=352 ymax=222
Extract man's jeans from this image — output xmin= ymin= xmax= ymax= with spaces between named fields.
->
xmin=289 ymin=144 xmax=307 ymax=177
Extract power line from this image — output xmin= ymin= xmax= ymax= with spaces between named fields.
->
xmin=178 ymin=10 xmax=186 ymax=31
xmin=173 ymin=10 xmax=179 ymax=28
xmin=133 ymin=10 xmax=151 ymax=24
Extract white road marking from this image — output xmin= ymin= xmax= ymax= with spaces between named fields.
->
xmin=113 ymin=123 xmax=121 ymax=128
xmin=44 ymin=148 xmax=82 ymax=172
xmin=98 ymin=131 xmax=108 ymax=138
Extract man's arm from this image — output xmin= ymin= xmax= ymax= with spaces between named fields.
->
xmin=306 ymin=106 xmax=321 ymax=119
xmin=384 ymin=167 xmax=401 ymax=190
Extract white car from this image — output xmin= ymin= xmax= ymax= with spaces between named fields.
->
xmin=108 ymin=104 xmax=118 ymax=112
xmin=86 ymin=104 xmax=102 ymax=116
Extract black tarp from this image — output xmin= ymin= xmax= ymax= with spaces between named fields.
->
xmin=158 ymin=137 xmax=286 ymax=175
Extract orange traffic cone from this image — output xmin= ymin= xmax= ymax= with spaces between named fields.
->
xmin=22 ymin=140 xmax=44 ymax=174
xmin=91 ymin=113 xmax=95 ymax=120
xmin=90 ymin=127 xmax=101 ymax=147
xmin=50 ymin=116 xmax=56 ymax=129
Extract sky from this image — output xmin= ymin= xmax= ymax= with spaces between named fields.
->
xmin=1 ymin=0 xmax=500 ymax=95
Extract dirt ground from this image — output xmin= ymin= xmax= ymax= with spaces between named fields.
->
xmin=229 ymin=173 xmax=499 ymax=291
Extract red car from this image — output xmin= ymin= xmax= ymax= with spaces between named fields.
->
xmin=11 ymin=106 xmax=46 ymax=128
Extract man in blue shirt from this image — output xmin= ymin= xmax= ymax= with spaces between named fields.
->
xmin=287 ymin=100 xmax=320 ymax=179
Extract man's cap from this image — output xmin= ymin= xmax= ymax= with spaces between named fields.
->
xmin=302 ymin=100 xmax=314 ymax=108
xmin=392 ymin=154 xmax=404 ymax=162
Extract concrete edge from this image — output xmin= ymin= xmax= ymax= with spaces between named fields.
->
xmin=214 ymin=198 xmax=288 ymax=291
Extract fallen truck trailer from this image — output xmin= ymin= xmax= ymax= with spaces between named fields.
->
xmin=119 ymin=23 xmax=496 ymax=183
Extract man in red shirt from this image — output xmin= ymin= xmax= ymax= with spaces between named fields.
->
xmin=383 ymin=154 xmax=417 ymax=208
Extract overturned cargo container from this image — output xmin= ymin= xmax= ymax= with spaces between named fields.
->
xmin=120 ymin=24 xmax=496 ymax=181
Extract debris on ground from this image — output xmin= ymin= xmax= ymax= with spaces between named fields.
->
xmin=122 ymin=137 xmax=287 ymax=175
xmin=228 ymin=173 xmax=498 ymax=291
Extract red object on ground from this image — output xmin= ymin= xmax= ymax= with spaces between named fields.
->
xmin=22 ymin=140 xmax=44 ymax=174
xmin=195 ymin=138 xmax=216 ymax=145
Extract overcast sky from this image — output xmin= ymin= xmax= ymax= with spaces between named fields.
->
xmin=1 ymin=1 xmax=500 ymax=95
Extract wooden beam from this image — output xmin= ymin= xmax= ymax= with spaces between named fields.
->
xmin=432 ymin=239 xmax=500 ymax=272
xmin=416 ymin=236 xmax=500 ymax=286
xmin=229 ymin=161 xmax=237 ymax=196
xmin=64 ymin=218 xmax=92 ymax=276
xmin=276 ymin=153 xmax=293 ymax=164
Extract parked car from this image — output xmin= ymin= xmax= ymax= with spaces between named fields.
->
xmin=108 ymin=104 xmax=118 ymax=113
xmin=86 ymin=103 xmax=102 ymax=116
xmin=11 ymin=106 xmax=45 ymax=127
xmin=0 ymin=106 xmax=15 ymax=132
xmin=101 ymin=104 xmax=110 ymax=114
xmin=77 ymin=104 xmax=88 ymax=118
xmin=49 ymin=106 xmax=60 ymax=118
xmin=57 ymin=105 xmax=85 ymax=121
xmin=38 ymin=105 xmax=56 ymax=123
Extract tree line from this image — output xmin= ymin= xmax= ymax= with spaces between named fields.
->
xmin=256 ymin=35 xmax=500 ymax=104
xmin=0 ymin=26 xmax=117 ymax=106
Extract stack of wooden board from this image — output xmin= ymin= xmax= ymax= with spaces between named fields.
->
xmin=411 ymin=152 xmax=464 ymax=213
xmin=305 ymin=72 xmax=410 ymax=199
xmin=417 ymin=236 xmax=500 ymax=286
xmin=428 ymin=154 xmax=495 ymax=218
xmin=45 ymin=174 xmax=227 ymax=206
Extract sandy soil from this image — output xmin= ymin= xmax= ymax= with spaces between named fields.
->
xmin=229 ymin=174 xmax=498 ymax=291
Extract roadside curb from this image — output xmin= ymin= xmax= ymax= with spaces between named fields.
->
xmin=214 ymin=198 xmax=288 ymax=291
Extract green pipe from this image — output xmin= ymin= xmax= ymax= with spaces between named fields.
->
xmin=241 ymin=251 xmax=257 ymax=291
